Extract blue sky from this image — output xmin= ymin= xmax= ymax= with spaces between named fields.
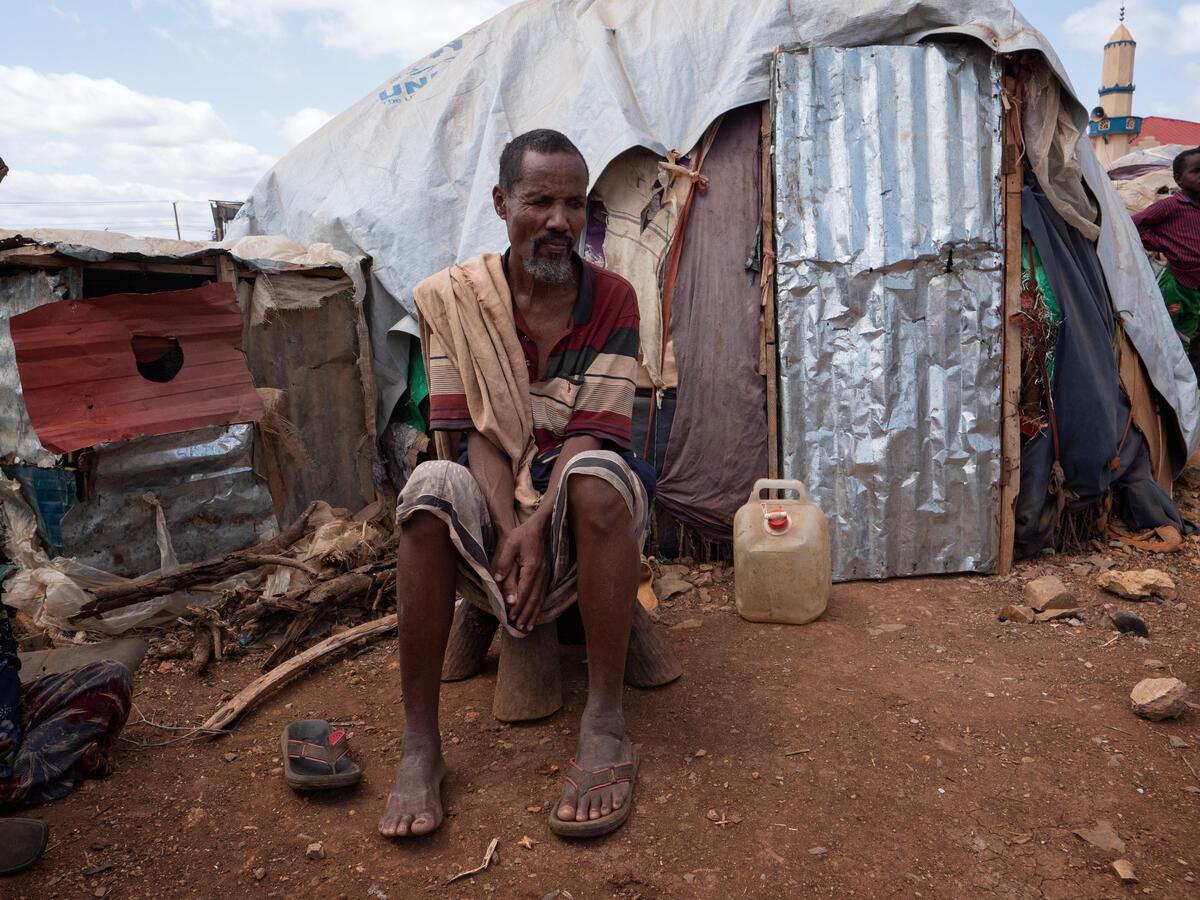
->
xmin=1 ymin=1 xmax=1196 ymax=240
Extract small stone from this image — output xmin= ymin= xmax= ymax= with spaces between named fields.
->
xmin=1130 ymin=677 xmax=1190 ymax=721
xmin=1068 ymin=618 xmax=1082 ymax=628
xmin=1097 ymin=569 xmax=1176 ymax=602
xmin=306 ymin=841 xmax=325 ymax=861
xmin=692 ymin=572 xmax=713 ymax=588
xmin=808 ymin=846 xmax=828 ymax=855
xmin=695 ymin=749 xmax=707 ymax=757
xmin=998 ymin=605 xmax=1033 ymax=625
xmin=1073 ymin=820 xmax=1125 ymax=853
xmin=672 ymin=618 xmax=703 ymax=630
xmin=1085 ymin=554 xmax=1117 ymax=571
xmin=270 ymin=767 xmax=283 ymax=777
xmin=1169 ymin=735 xmax=1190 ymax=749
xmin=254 ymin=868 xmax=266 ymax=881
xmin=1025 ymin=575 xmax=1074 ymax=611
xmin=1112 ymin=859 xmax=1138 ymax=883
xmin=654 ymin=577 xmax=693 ymax=603
xmin=706 ymin=809 xmax=719 ymax=821
xmin=867 ymin=623 xmax=908 ymax=635
xmin=223 ymin=752 xmax=239 ymax=763
xmin=1143 ymin=659 xmax=1166 ymax=670
xmin=463 ymin=711 xmax=479 ymax=724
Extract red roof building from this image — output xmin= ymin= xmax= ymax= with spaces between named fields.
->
xmin=1133 ymin=117 xmax=1200 ymax=149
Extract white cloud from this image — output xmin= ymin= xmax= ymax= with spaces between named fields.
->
xmin=200 ymin=0 xmax=512 ymax=60
xmin=281 ymin=106 xmax=333 ymax=144
xmin=0 ymin=66 xmax=275 ymax=239
xmin=0 ymin=65 xmax=229 ymax=145
xmin=49 ymin=4 xmax=81 ymax=25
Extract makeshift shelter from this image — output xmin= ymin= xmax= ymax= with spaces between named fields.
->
xmin=0 ymin=231 xmax=380 ymax=626
xmin=228 ymin=0 xmax=1199 ymax=579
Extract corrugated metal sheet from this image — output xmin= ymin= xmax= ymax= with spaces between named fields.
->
xmin=59 ymin=424 xmax=277 ymax=577
xmin=0 ymin=271 xmax=67 ymax=467
xmin=773 ymin=44 xmax=1003 ymax=580
xmin=11 ymin=282 xmax=263 ymax=454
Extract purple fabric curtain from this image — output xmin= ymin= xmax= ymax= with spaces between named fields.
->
xmin=656 ymin=105 xmax=768 ymax=540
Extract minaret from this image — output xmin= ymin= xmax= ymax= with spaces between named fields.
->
xmin=1089 ymin=6 xmax=1142 ymax=167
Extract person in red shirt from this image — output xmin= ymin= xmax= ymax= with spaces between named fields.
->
xmin=1132 ymin=147 xmax=1200 ymax=358
xmin=379 ymin=130 xmax=649 ymax=840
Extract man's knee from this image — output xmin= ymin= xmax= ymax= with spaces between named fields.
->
xmin=399 ymin=509 xmax=450 ymax=544
xmin=566 ymin=472 xmax=631 ymax=535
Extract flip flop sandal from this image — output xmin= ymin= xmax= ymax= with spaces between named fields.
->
xmin=0 ymin=818 xmax=49 ymax=876
xmin=548 ymin=745 xmax=640 ymax=838
xmin=281 ymin=720 xmax=362 ymax=791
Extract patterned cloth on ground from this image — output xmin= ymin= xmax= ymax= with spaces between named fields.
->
xmin=0 ymin=660 xmax=133 ymax=806
xmin=396 ymin=451 xmax=649 ymax=637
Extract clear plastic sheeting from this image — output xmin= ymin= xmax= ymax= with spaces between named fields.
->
xmin=773 ymin=44 xmax=1003 ymax=580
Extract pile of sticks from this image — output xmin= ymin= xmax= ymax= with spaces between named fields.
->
xmin=72 ymin=501 xmax=397 ymax=675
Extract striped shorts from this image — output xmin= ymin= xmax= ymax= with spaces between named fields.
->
xmin=395 ymin=450 xmax=649 ymax=637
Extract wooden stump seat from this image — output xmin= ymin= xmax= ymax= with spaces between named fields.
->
xmin=441 ymin=597 xmax=682 ymax=722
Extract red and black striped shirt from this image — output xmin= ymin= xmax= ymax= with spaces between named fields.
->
xmin=427 ymin=252 xmax=640 ymax=462
xmin=1132 ymin=191 xmax=1200 ymax=290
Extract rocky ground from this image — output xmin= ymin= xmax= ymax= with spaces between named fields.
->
xmin=5 ymin=481 xmax=1200 ymax=898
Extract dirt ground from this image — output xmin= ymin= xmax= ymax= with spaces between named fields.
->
xmin=7 ymin=502 xmax=1200 ymax=898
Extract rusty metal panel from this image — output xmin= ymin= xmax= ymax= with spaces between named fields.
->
xmin=10 ymin=282 xmax=263 ymax=454
xmin=773 ymin=44 xmax=1003 ymax=580
xmin=0 ymin=270 xmax=68 ymax=466
xmin=59 ymin=424 xmax=277 ymax=577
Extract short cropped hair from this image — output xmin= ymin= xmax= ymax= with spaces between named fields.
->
xmin=498 ymin=129 xmax=588 ymax=193
xmin=1173 ymin=147 xmax=1200 ymax=179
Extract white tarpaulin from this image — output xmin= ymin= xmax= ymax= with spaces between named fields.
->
xmin=227 ymin=0 xmax=1198 ymax=453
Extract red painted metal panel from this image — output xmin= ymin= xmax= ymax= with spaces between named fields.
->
xmin=11 ymin=282 xmax=263 ymax=454
xmin=1133 ymin=117 xmax=1200 ymax=148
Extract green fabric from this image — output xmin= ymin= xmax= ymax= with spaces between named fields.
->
xmin=1157 ymin=267 xmax=1200 ymax=345
xmin=1022 ymin=233 xmax=1062 ymax=383
xmin=396 ymin=348 xmax=429 ymax=432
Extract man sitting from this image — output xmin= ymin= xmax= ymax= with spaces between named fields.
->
xmin=378 ymin=129 xmax=651 ymax=839
xmin=1132 ymin=146 xmax=1200 ymax=374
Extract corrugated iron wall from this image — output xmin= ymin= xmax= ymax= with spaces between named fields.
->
xmin=773 ymin=44 xmax=1003 ymax=580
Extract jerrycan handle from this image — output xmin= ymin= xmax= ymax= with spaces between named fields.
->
xmin=749 ymin=478 xmax=810 ymax=503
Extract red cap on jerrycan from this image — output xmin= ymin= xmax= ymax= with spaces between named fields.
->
xmin=764 ymin=509 xmax=790 ymax=534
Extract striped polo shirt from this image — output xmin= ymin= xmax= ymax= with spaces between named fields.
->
xmin=1133 ymin=191 xmax=1200 ymax=289
xmin=426 ymin=252 xmax=640 ymax=484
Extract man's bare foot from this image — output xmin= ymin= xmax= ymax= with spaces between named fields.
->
xmin=378 ymin=739 xmax=446 ymax=838
xmin=555 ymin=710 xmax=633 ymax=823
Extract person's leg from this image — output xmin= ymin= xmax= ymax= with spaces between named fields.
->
xmin=378 ymin=508 xmax=458 ymax=838
xmin=555 ymin=472 xmax=640 ymax=823
xmin=0 ymin=660 xmax=132 ymax=805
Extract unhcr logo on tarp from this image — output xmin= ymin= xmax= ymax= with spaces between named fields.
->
xmin=379 ymin=40 xmax=464 ymax=105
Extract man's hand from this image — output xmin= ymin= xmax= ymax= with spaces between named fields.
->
xmin=1168 ymin=303 xmax=1181 ymax=315
xmin=491 ymin=517 xmax=551 ymax=632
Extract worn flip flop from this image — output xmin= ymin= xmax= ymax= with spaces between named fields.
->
xmin=548 ymin=745 xmax=640 ymax=838
xmin=0 ymin=818 xmax=49 ymax=876
xmin=281 ymin=720 xmax=362 ymax=791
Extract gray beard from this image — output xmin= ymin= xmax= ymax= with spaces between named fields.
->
xmin=522 ymin=255 xmax=574 ymax=285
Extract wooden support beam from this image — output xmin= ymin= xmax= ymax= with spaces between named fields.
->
xmin=760 ymin=100 xmax=781 ymax=479
xmin=997 ymin=73 xmax=1024 ymax=575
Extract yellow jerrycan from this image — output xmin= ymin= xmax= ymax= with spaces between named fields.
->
xmin=733 ymin=478 xmax=831 ymax=624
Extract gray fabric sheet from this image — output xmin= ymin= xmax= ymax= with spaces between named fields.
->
xmin=657 ymin=106 xmax=768 ymax=540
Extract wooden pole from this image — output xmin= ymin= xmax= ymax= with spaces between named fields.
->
xmin=997 ymin=72 xmax=1024 ymax=575
xmin=172 ymin=201 xmax=182 ymax=240
xmin=200 ymin=614 xmax=397 ymax=737
xmin=760 ymin=99 xmax=780 ymax=479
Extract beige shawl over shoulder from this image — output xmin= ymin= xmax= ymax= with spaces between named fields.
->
xmin=413 ymin=253 xmax=540 ymax=518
